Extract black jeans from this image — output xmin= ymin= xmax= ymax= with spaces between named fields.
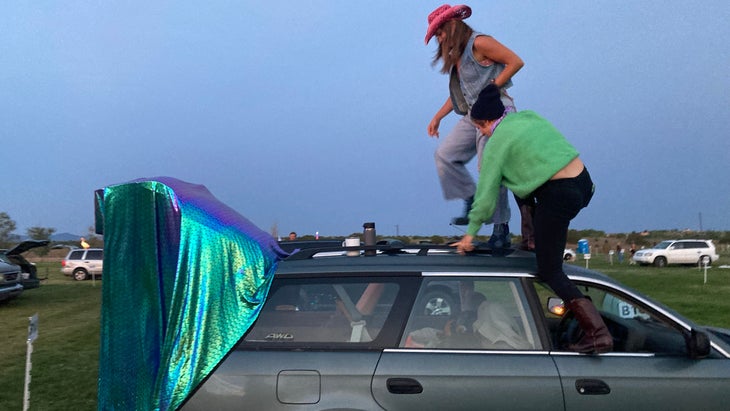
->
xmin=532 ymin=167 xmax=594 ymax=302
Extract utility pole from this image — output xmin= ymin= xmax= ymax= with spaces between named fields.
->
xmin=698 ymin=212 xmax=703 ymax=232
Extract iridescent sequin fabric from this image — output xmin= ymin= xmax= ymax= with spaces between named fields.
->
xmin=96 ymin=177 xmax=286 ymax=410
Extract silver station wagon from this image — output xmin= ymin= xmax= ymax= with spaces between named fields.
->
xmin=182 ymin=243 xmax=730 ymax=410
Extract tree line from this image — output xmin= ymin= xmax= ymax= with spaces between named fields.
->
xmin=0 ymin=211 xmax=103 ymax=254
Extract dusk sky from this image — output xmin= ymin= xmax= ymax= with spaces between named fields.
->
xmin=2 ymin=1 xmax=728 ymax=239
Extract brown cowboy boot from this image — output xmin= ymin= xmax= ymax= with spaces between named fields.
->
xmin=518 ymin=203 xmax=535 ymax=251
xmin=567 ymin=298 xmax=613 ymax=354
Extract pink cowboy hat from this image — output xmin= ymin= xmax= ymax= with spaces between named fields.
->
xmin=424 ymin=4 xmax=472 ymax=44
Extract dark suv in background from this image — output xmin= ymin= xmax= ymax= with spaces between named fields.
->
xmin=1 ymin=240 xmax=49 ymax=289
xmin=0 ymin=258 xmax=23 ymax=303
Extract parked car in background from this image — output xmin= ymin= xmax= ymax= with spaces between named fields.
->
xmin=182 ymin=241 xmax=730 ymax=410
xmin=0 ymin=240 xmax=49 ymax=289
xmin=563 ymin=248 xmax=576 ymax=261
xmin=61 ymin=248 xmax=104 ymax=281
xmin=0 ymin=258 xmax=23 ymax=303
xmin=632 ymin=239 xmax=720 ymax=267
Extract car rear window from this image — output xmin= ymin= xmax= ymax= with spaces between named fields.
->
xmin=244 ymin=278 xmax=403 ymax=346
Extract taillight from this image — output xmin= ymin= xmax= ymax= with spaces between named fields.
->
xmin=61 ymin=260 xmax=67 ymax=267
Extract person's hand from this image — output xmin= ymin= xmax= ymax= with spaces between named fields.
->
xmin=427 ymin=117 xmax=441 ymax=138
xmin=452 ymin=234 xmax=475 ymax=255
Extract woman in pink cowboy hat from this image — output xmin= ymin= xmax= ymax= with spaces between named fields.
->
xmin=425 ymin=4 xmax=534 ymax=252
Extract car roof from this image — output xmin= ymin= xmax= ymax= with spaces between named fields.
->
xmin=277 ymin=240 xmax=343 ymax=254
xmin=274 ymin=243 xmax=617 ymax=285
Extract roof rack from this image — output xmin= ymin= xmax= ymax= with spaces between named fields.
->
xmin=283 ymin=241 xmax=517 ymax=260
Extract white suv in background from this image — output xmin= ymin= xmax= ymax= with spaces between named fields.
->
xmin=61 ymin=248 xmax=104 ymax=281
xmin=632 ymin=240 xmax=719 ymax=267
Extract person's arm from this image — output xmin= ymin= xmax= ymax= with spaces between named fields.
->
xmin=472 ymin=36 xmax=524 ymax=88
xmin=427 ymin=97 xmax=453 ymax=138
xmin=466 ymin=146 xmax=505 ymax=236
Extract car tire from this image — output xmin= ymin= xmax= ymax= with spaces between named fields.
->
xmin=419 ymin=289 xmax=457 ymax=316
xmin=73 ymin=268 xmax=89 ymax=281
xmin=653 ymin=257 xmax=667 ymax=268
xmin=699 ymin=255 xmax=712 ymax=266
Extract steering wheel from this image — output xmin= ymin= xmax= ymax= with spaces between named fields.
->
xmin=556 ymin=310 xmax=582 ymax=349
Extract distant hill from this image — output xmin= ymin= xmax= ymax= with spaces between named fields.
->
xmin=51 ymin=232 xmax=82 ymax=242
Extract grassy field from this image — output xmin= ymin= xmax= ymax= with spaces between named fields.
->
xmin=567 ymin=255 xmax=730 ymax=328
xmin=1 ymin=254 xmax=728 ymax=410
xmin=1 ymin=262 xmax=100 ymax=410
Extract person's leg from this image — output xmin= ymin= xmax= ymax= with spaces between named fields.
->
xmin=486 ymin=186 xmax=511 ymax=252
xmin=514 ymin=194 xmax=535 ymax=251
xmin=434 ymin=116 xmax=478 ymax=200
xmin=533 ymin=185 xmax=582 ymax=302
xmin=533 ymin=169 xmax=610 ymax=354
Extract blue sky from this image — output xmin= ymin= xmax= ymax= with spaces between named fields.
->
xmin=2 ymin=1 xmax=729 ymax=238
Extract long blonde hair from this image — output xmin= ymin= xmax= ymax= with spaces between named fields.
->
xmin=431 ymin=20 xmax=474 ymax=74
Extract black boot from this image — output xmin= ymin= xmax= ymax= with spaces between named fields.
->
xmin=567 ymin=298 xmax=613 ymax=354
xmin=450 ymin=196 xmax=474 ymax=226
xmin=518 ymin=203 xmax=535 ymax=251
xmin=486 ymin=223 xmax=511 ymax=251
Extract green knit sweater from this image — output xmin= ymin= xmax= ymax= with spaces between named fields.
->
xmin=467 ymin=110 xmax=579 ymax=236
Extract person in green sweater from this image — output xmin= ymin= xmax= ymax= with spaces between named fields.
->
xmin=452 ymin=84 xmax=613 ymax=354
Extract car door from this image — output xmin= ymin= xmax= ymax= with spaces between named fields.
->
xmin=540 ymin=282 xmax=730 ymax=411
xmin=372 ymin=275 xmax=564 ymax=410
xmin=684 ymin=241 xmax=706 ymax=264
xmin=183 ymin=275 xmax=418 ymax=411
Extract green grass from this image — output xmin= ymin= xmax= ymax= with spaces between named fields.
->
xmin=0 ymin=254 xmax=728 ymax=410
xmin=567 ymin=254 xmax=730 ymax=328
xmin=0 ymin=262 xmax=100 ymax=411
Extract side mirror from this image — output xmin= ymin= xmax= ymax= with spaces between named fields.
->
xmin=547 ymin=297 xmax=566 ymax=316
xmin=687 ymin=329 xmax=711 ymax=359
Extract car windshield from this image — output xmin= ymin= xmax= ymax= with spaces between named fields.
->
xmin=652 ymin=241 xmax=673 ymax=249
xmin=0 ymin=254 xmax=12 ymax=264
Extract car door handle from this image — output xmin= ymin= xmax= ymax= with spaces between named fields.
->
xmin=575 ymin=379 xmax=611 ymax=395
xmin=387 ymin=378 xmax=423 ymax=394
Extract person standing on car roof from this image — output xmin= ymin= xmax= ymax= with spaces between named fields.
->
xmin=453 ymin=84 xmax=613 ymax=354
xmin=424 ymin=4 xmax=535 ymax=251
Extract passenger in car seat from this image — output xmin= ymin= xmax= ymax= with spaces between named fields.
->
xmin=405 ymin=290 xmax=486 ymax=349
xmin=473 ymin=300 xmax=532 ymax=350
xmin=449 ymin=290 xmax=486 ymax=335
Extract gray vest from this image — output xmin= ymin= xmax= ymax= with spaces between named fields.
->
xmin=449 ymin=33 xmax=513 ymax=115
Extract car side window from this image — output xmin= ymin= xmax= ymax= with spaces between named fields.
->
xmin=400 ymin=277 xmax=541 ymax=350
xmin=69 ymin=250 xmax=85 ymax=260
xmin=86 ymin=250 xmax=103 ymax=260
xmin=533 ymin=282 xmax=690 ymax=355
xmin=244 ymin=279 xmax=400 ymax=345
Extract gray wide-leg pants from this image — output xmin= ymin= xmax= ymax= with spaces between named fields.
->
xmin=434 ymin=115 xmax=510 ymax=225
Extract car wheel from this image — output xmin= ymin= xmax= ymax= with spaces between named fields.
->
xmin=73 ymin=268 xmax=89 ymax=281
xmin=420 ymin=289 xmax=457 ymax=316
xmin=563 ymin=253 xmax=573 ymax=261
xmin=699 ymin=255 xmax=712 ymax=266
xmin=653 ymin=257 xmax=667 ymax=268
